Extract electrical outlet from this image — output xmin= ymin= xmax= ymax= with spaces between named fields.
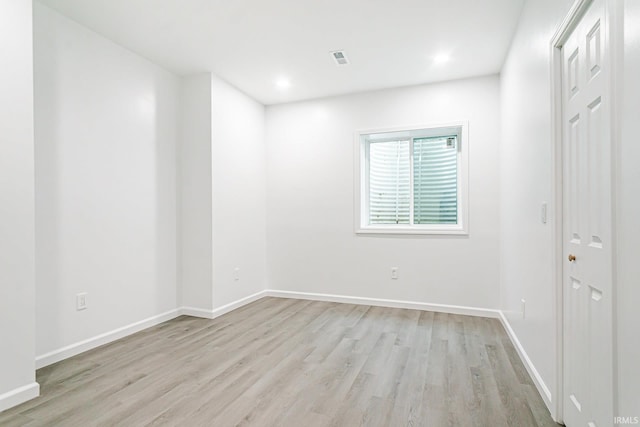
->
xmin=76 ymin=292 xmax=88 ymax=311
xmin=233 ymin=267 xmax=240 ymax=281
xmin=391 ymin=267 xmax=399 ymax=280
xmin=521 ymin=298 xmax=526 ymax=319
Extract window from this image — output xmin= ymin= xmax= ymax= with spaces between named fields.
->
xmin=355 ymin=123 xmax=468 ymax=234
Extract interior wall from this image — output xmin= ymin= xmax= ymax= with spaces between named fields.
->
xmin=178 ymin=74 xmax=267 ymax=311
xmin=210 ymin=76 xmax=267 ymax=307
xmin=266 ymin=75 xmax=500 ymax=308
xmin=34 ymin=3 xmax=180 ymax=357
xmin=499 ymin=0 xmax=574 ymax=413
xmin=0 ymin=0 xmax=37 ymax=409
xmin=618 ymin=0 xmax=640 ymax=415
xmin=178 ymin=74 xmax=213 ymax=310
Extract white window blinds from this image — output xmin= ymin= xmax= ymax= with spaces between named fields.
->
xmin=368 ymin=140 xmax=410 ymax=224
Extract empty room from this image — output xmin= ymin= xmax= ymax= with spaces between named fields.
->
xmin=1 ymin=0 xmax=638 ymax=425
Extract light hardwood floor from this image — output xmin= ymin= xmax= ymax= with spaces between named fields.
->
xmin=0 ymin=297 xmax=559 ymax=426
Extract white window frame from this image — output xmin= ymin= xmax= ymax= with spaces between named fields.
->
xmin=354 ymin=121 xmax=469 ymax=235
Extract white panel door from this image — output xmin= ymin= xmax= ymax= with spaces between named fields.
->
xmin=562 ymin=0 xmax=613 ymax=426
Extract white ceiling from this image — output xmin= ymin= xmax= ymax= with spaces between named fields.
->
xmin=37 ymin=0 xmax=525 ymax=105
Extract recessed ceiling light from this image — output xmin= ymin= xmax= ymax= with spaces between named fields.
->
xmin=433 ymin=53 xmax=451 ymax=64
xmin=276 ymin=78 xmax=291 ymax=89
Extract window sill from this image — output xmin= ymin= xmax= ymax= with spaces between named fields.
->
xmin=355 ymin=226 xmax=468 ymax=236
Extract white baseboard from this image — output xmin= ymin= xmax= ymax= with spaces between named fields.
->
xmin=31 ymin=288 xmax=553 ymax=424
xmin=34 ymin=291 xmax=268 ymax=369
xmin=0 ymin=382 xmax=39 ymax=413
xmin=498 ymin=311 xmax=553 ymax=413
xmin=35 ymin=290 xmax=496 ymax=370
xmin=181 ymin=290 xmax=268 ymax=319
xmin=180 ymin=306 xmax=216 ymax=318
xmin=35 ymin=308 xmax=181 ymax=369
xmin=264 ymin=290 xmax=501 ymax=318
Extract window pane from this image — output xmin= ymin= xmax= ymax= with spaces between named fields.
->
xmin=413 ymin=136 xmax=457 ymax=224
xmin=369 ymin=140 xmax=410 ymax=224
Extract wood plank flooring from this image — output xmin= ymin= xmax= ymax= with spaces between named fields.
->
xmin=0 ymin=298 xmax=559 ymax=426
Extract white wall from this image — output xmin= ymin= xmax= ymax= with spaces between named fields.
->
xmin=178 ymin=74 xmax=267 ymax=312
xmin=178 ymin=74 xmax=213 ymax=310
xmin=266 ymin=75 xmax=500 ymax=308
xmin=210 ymin=76 xmax=267 ymax=307
xmin=499 ymin=0 xmax=575 ymax=414
xmin=34 ymin=3 xmax=180 ymax=357
xmin=617 ymin=0 xmax=640 ymax=416
xmin=0 ymin=0 xmax=38 ymax=411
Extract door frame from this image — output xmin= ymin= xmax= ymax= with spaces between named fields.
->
xmin=549 ymin=0 xmax=623 ymax=423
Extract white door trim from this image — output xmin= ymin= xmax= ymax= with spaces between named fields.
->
xmin=550 ymin=0 xmax=622 ymax=423
xmin=550 ymin=4 xmax=595 ymax=423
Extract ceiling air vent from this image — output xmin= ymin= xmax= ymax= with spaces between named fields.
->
xmin=330 ymin=50 xmax=349 ymax=66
